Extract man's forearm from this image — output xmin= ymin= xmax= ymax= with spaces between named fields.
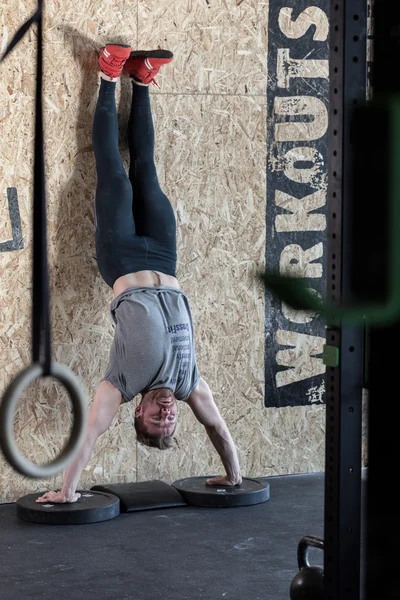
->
xmin=205 ymin=423 xmax=241 ymax=483
xmin=61 ymin=436 xmax=96 ymax=497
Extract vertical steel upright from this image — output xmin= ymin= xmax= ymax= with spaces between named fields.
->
xmin=364 ymin=3 xmax=400 ymax=598
xmin=324 ymin=2 xmax=368 ymax=599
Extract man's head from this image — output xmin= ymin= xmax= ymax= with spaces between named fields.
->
xmin=134 ymin=388 xmax=178 ymax=449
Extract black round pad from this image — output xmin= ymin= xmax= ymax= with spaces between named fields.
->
xmin=16 ymin=490 xmax=120 ymax=525
xmin=172 ymin=476 xmax=270 ymax=508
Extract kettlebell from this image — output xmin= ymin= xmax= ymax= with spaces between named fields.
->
xmin=289 ymin=535 xmax=324 ymax=600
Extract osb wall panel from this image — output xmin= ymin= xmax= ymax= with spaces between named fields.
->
xmin=1 ymin=0 xmax=335 ymax=504
xmin=138 ymin=0 xmax=268 ymax=95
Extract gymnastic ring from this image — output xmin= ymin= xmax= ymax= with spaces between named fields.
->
xmin=0 ymin=362 xmax=87 ymax=479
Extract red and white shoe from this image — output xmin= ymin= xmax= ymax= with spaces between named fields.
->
xmin=99 ymin=44 xmax=131 ymax=80
xmin=124 ymin=50 xmax=174 ymax=87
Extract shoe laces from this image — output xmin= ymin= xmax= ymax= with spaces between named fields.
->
xmin=102 ymin=49 xmax=127 ymax=68
xmin=142 ymin=67 xmax=161 ymax=88
xmin=107 ymin=56 xmax=127 ymax=68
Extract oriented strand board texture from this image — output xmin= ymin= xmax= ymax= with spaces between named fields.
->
xmin=0 ymin=0 xmax=350 ymax=504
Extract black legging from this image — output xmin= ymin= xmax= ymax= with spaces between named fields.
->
xmin=92 ymin=79 xmax=177 ymax=288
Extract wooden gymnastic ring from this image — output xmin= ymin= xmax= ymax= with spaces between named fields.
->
xmin=0 ymin=363 xmax=87 ymax=478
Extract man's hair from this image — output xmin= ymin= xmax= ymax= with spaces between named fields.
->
xmin=134 ymin=417 xmax=176 ymax=450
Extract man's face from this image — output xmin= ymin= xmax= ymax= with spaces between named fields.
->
xmin=135 ymin=389 xmax=178 ymax=437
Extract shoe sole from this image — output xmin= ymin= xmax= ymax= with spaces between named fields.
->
xmin=100 ymin=44 xmax=131 ymax=56
xmin=105 ymin=44 xmax=131 ymax=48
xmin=129 ymin=49 xmax=173 ymax=59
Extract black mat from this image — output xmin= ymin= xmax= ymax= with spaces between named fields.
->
xmin=91 ymin=479 xmax=186 ymax=512
xmin=0 ymin=472 xmax=365 ymax=600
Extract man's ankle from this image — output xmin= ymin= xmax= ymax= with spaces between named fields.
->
xmin=131 ymin=76 xmax=149 ymax=87
xmin=100 ymin=72 xmax=119 ymax=82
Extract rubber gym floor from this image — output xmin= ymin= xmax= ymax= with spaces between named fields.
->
xmin=0 ymin=472 xmax=366 ymax=600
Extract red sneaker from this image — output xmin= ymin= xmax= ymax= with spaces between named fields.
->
xmin=99 ymin=44 xmax=131 ymax=80
xmin=124 ymin=50 xmax=174 ymax=87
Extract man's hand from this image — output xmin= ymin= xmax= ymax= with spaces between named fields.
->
xmin=206 ymin=474 xmax=243 ymax=487
xmin=36 ymin=491 xmax=81 ymax=504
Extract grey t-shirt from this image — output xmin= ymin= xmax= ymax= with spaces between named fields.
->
xmin=102 ymin=286 xmax=200 ymax=402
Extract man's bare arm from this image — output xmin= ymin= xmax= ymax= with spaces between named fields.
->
xmin=36 ymin=381 xmax=123 ymax=503
xmin=186 ymin=377 xmax=242 ymax=485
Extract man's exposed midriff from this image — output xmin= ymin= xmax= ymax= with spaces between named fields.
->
xmin=113 ymin=270 xmax=180 ymax=298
